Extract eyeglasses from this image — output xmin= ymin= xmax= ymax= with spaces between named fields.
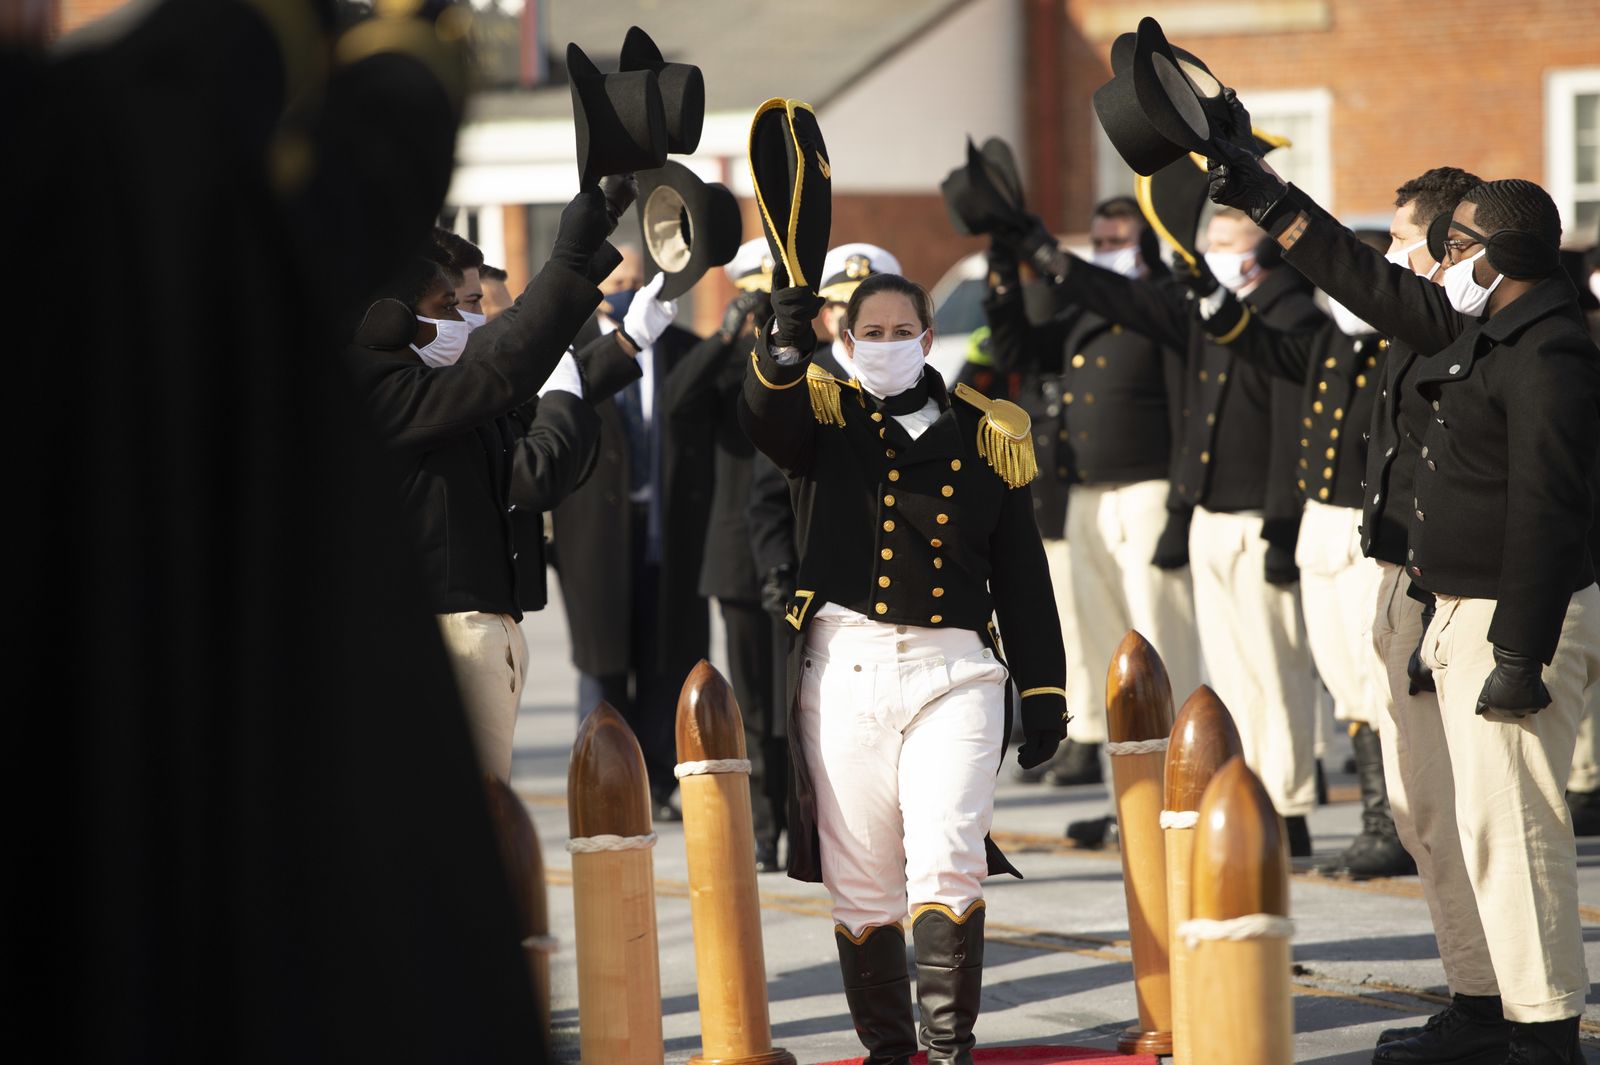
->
xmin=1440 ymin=237 xmax=1480 ymax=261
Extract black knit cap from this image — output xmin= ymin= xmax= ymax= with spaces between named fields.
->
xmin=1459 ymin=178 xmax=1563 ymax=278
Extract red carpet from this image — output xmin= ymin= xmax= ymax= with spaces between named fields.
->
xmin=817 ymin=1049 xmax=1157 ymax=1064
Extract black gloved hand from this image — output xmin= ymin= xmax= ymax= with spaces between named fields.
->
xmin=1217 ymin=86 xmax=1254 ymax=149
xmin=1407 ymin=597 xmax=1437 ymax=694
xmin=1152 ymin=510 xmax=1192 ymax=569
xmin=1016 ymin=729 xmax=1065 ymax=771
xmin=1170 ymin=251 xmax=1219 ymax=300
xmin=1264 ymin=541 xmax=1299 ymax=585
xmin=1475 ymin=646 xmax=1553 ymax=717
xmin=986 ymin=241 xmax=1020 ymax=291
xmin=769 ymin=286 xmax=825 ymax=352
xmin=551 ymin=188 xmax=615 ymax=275
xmin=759 ymin=563 xmax=796 ymax=617
xmin=993 ymin=210 xmax=1066 ymax=280
xmin=1205 ymin=137 xmax=1288 ymax=226
xmin=599 ymin=174 xmax=638 ymax=226
xmin=720 ymin=290 xmax=770 ymax=342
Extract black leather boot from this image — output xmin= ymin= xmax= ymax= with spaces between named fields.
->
xmin=1569 ymin=787 xmax=1600 ymax=837
xmin=1043 ymin=739 xmax=1104 ymax=786
xmin=835 ymin=923 xmax=917 ymax=1065
xmin=1285 ymin=814 xmax=1312 ymax=858
xmin=1504 ymin=1017 xmax=1582 ymax=1064
xmin=1064 ymin=813 xmax=1117 ymax=848
xmin=1371 ymin=992 xmax=1510 ymax=1064
xmin=1318 ymin=724 xmax=1417 ymax=879
xmin=913 ymin=902 xmax=985 ymax=1064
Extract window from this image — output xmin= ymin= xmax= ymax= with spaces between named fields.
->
xmin=1546 ymin=68 xmax=1600 ymax=244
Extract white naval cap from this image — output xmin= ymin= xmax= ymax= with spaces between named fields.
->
xmin=724 ymin=237 xmax=774 ymax=292
xmin=819 ymin=242 xmax=903 ymax=303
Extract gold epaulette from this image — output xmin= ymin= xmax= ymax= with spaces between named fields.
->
xmin=953 ymin=382 xmax=1038 ymax=489
xmin=807 ymin=364 xmax=850 ymax=427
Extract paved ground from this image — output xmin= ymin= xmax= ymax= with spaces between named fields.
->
xmin=513 ymin=598 xmax=1600 ymax=1064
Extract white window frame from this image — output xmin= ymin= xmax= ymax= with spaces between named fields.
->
xmin=1544 ymin=67 xmax=1600 ymax=241
xmin=1233 ymin=87 xmax=1333 ymax=212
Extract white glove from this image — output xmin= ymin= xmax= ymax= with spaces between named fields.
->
xmin=620 ymin=270 xmax=678 ymax=351
xmin=537 ymin=350 xmax=585 ymax=400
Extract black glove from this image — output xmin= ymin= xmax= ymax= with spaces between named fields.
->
xmin=986 ymin=241 xmax=1020 ymax=291
xmin=599 ymin=174 xmax=638 ymax=227
xmin=994 ymin=210 xmax=1067 ymax=280
xmin=720 ymin=290 xmax=770 ymax=342
xmin=1152 ymin=510 xmax=1192 ymax=569
xmin=759 ymin=563 xmax=796 ymax=617
xmin=1475 ymin=646 xmax=1553 ymax=717
xmin=1205 ymin=137 xmax=1288 ymax=226
xmin=1170 ymin=251 xmax=1218 ymax=300
xmin=1264 ymin=541 xmax=1298 ymax=585
xmin=551 ymin=187 xmax=615 ymax=276
xmin=1016 ymin=729 xmax=1065 ymax=771
xmin=1407 ymin=597 xmax=1437 ymax=694
xmin=769 ymin=286 xmax=825 ymax=352
xmin=1216 ymin=86 xmax=1254 ymax=150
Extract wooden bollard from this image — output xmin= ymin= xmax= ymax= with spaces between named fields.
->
xmin=1163 ymin=687 xmax=1244 ymax=1065
xmin=483 ymin=775 xmax=555 ymax=1039
xmin=568 ymin=702 xmax=663 ymax=1064
xmin=675 ymin=661 xmax=796 ymax=1065
xmin=1182 ymin=757 xmax=1294 ymax=1065
xmin=1106 ymin=630 xmax=1175 ymax=1056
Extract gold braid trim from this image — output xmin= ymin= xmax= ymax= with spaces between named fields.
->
xmin=1213 ymin=304 xmax=1252 ymax=345
xmin=806 ymin=364 xmax=846 ymax=427
xmin=954 ymin=383 xmax=1037 ymax=488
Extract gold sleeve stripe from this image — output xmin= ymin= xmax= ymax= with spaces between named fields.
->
xmin=1213 ymin=304 xmax=1252 ymax=345
xmin=1020 ymin=686 xmax=1068 ymax=699
xmin=750 ymin=351 xmax=805 ymax=390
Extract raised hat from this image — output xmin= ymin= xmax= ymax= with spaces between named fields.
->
xmin=618 ymin=25 xmax=705 ymax=155
xmin=941 ymin=136 xmax=1028 ymax=237
xmin=568 ymin=40 xmax=668 ymax=189
xmin=635 ymin=160 xmax=743 ymax=300
xmin=1135 ymin=128 xmax=1289 ymax=265
xmin=818 ymin=243 xmax=903 ymax=303
xmin=748 ymin=98 xmax=832 ymax=290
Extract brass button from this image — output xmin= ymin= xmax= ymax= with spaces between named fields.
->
xmin=1318 ymin=380 xmax=1328 ymax=393
xmin=888 ymin=470 xmax=900 ymax=481
xmin=1301 ymin=437 xmax=1310 ymax=447
xmin=1058 ymin=429 xmax=1069 ymax=441
xmin=1083 ymin=393 xmax=1095 ymax=404
xmin=933 ymin=558 xmax=943 ymax=569
xmin=884 ymin=494 xmax=896 ymax=506
xmin=932 ymin=587 xmax=945 ymax=598
xmin=1313 ymin=401 xmax=1324 ymax=414
xmin=878 ymin=576 xmax=891 ymax=588
xmin=1300 ymin=458 xmax=1309 ymax=469
xmin=950 ymin=460 xmax=961 ymax=471
xmin=941 ymin=485 xmax=954 ymax=497
xmin=1331 ymin=427 xmax=1340 ymax=440
xmin=1325 ymin=447 xmax=1336 ymax=460
xmin=1206 ymin=413 xmax=1216 ymax=426
xmin=930 ymin=614 xmax=943 ymax=623
xmin=1199 ymin=370 xmax=1209 ymax=382
xmin=875 ymin=602 xmax=889 ymax=615
xmin=1319 ymin=486 xmax=1330 ymax=499
xmin=1071 ymin=354 xmax=1086 ymax=368
xmin=1324 ymin=357 xmax=1337 ymax=369
xmin=1298 ymin=478 xmax=1307 ymax=490
xmin=1095 ymin=355 xmax=1108 ymax=368
xmin=885 ymin=449 xmax=896 ymax=458
xmin=1334 ymin=407 xmax=1344 ymax=420
xmin=1356 ymin=374 xmax=1368 ymax=387
xmin=930 ymin=538 xmax=943 ymax=548
xmin=883 ymin=520 xmax=895 ymax=532
xmin=878 ymin=428 xmax=887 ymax=438
xmin=1303 ymin=417 xmax=1313 ymax=429
xmin=1200 ymin=451 xmax=1210 ymax=464
xmin=1324 ymin=466 xmax=1334 ymax=479
xmin=871 ymin=412 xmax=883 ymax=422
xmin=881 ymin=548 xmax=894 ymax=560
xmin=1063 ymin=392 xmax=1075 ymax=404
xmin=1218 ymin=371 xmax=1228 ymax=383
xmin=936 ymin=514 xmax=949 ymax=524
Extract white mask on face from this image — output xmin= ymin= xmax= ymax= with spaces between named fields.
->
xmin=1092 ymin=246 xmax=1141 ymax=279
xmin=1327 ymin=298 xmax=1373 ymax=337
xmin=1589 ymin=271 xmax=1600 ymax=304
xmin=1385 ymin=238 xmax=1439 ymax=280
xmin=841 ymin=331 xmax=929 ymax=400
xmin=1204 ymin=250 xmax=1256 ymax=292
xmin=1442 ymin=250 xmax=1503 ymax=317
xmin=458 ymin=309 xmax=487 ymax=332
xmin=412 ymin=316 xmax=470 ymax=367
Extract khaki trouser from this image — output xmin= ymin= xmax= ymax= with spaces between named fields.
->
xmin=1066 ymin=481 xmax=1202 ymax=729
xmin=1296 ymin=501 xmax=1387 ymax=728
xmin=1371 ymin=563 xmax=1498 ymax=997
xmin=1189 ymin=506 xmax=1317 ymax=816
xmin=437 ymin=611 xmax=528 ymax=782
xmin=1572 ymin=691 xmax=1600 ymax=793
xmin=1418 ymin=585 xmax=1598 ymax=1021
xmin=1044 ymin=538 xmax=1101 ymax=743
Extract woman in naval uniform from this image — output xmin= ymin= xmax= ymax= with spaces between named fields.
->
xmin=739 ymin=272 xmax=1069 ymax=1065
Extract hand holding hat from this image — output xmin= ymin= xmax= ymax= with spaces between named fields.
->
xmin=769 ymin=286 xmax=824 ymax=353
xmin=1204 ymin=137 xmax=1288 ymax=226
xmin=551 ymin=187 xmax=619 ymax=280
xmin=619 ymin=271 xmax=679 ymax=352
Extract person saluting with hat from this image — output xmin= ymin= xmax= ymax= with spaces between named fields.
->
xmin=738 ymin=100 xmax=1068 ymax=1065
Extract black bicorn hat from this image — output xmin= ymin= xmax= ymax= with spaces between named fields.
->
xmin=568 ymin=40 xmax=668 ymax=189
xmin=941 ymin=136 xmax=1028 ymax=237
xmin=635 ymin=161 xmax=743 ymax=299
xmin=1094 ymin=17 xmax=1253 ymax=176
xmin=619 ymin=25 xmax=705 ymax=155
xmin=748 ymin=98 xmax=832 ymax=290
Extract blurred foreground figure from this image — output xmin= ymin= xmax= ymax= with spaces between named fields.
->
xmin=10 ymin=3 xmax=551 ymax=1061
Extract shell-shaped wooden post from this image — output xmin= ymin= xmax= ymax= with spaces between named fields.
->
xmin=1106 ymin=630 xmax=1176 ymax=1056
xmin=675 ymin=661 xmax=796 ymax=1065
xmin=567 ymin=702 xmax=662 ymax=1065
xmin=1186 ymin=757 xmax=1293 ymax=1065
xmin=1163 ymin=687 xmax=1244 ymax=1065
xmin=483 ymin=775 xmax=553 ymax=1039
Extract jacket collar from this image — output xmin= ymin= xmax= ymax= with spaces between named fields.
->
xmin=1481 ymin=274 xmax=1584 ymax=344
xmin=892 ymin=369 xmax=961 ymax=466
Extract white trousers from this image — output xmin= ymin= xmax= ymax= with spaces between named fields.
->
xmin=1418 ymin=586 xmax=1597 ymax=1021
xmin=437 ymin=611 xmax=527 ymax=782
xmin=1044 ymin=538 xmax=1098 ymax=742
xmin=1296 ymin=501 xmax=1387 ymax=728
xmin=798 ymin=614 xmax=1007 ymax=936
xmin=1065 ymin=481 xmax=1202 ymax=741
xmin=1371 ymin=563 xmax=1498 ymax=997
xmin=1189 ymin=506 xmax=1317 ymax=816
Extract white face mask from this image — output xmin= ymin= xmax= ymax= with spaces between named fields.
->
xmin=1327 ymin=298 xmax=1372 ymax=337
xmin=458 ymin=309 xmax=487 ymax=332
xmin=1589 ymin=271 xmax=1600 ymax=304
xmin=1092 ymin=246 xmax=1141 ymax=279
xmin=1385 ymin=238 xmax=1439 ymax=281
xmin=1442 ymin=250 xmax=1503 ymax=317
xmin=1204 ymin=250 xmax=1256 ymax=292
xmin=412 ymin=316 xmax=470 ymax=367
xmin=841 ymin=331 xmax=929 ymax=400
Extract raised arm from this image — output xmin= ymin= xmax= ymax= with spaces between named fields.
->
xmin=737 ymin=287 xmax=826 ymax=477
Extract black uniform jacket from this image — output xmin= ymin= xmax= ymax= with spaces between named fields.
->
xmin=985 ymin=280 xmax=1186 ymax=539
xmin=551 ymin=324 xmax=714 ymax=679
xmin=1051 ymin=257 xmax=1324 ymax=547
xmin=738 ymin=330 xmax=1068 ymax=883
xmin=349 ymin=262 xmax=601 ymax=619
xmin=1267 ymin=185 xmax=1600 ymax=662
xmin=1199 ymin=296 xmax=1382 ymax=510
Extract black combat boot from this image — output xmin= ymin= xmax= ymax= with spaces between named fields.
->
xmin=1372 ymin=992 xmax=1511 ymax=1064
xmin=835 ymin=923 xmax=917 ymax=1065
xmin=1064 ymin=812 xmax=1117 ymax=848
xmin=1502 ymin=1017 xmax=1582 ymax=1064
xmin=1318 ymin=724 xmax=1416 ymax=879
xmin=1568 ymin=788 xmax=1600 ymax=837
xmin=1043 ymin=739 xmax=1104 ymax=786
xmin=912 ymin=902 xmax=985 ymax=1064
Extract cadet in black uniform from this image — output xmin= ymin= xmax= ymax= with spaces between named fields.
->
xmin=740 ymin=273 xmax=1067 ymax=1064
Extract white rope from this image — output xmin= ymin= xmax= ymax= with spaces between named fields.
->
xmin=521 ymin=934 xmax=559 ymax=954
xmin=566 ymin=832 xmax=658 ymax=854
xmin=1106 ymin=737 xmax=1169 ymax=756
xmin=1177 ymin=914 xmax=1295 ymax=947
xmin=674 ymin=758 xmax=752 ymax=778
xmin=1159 ymin=809 xmax=1199 ymax=830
